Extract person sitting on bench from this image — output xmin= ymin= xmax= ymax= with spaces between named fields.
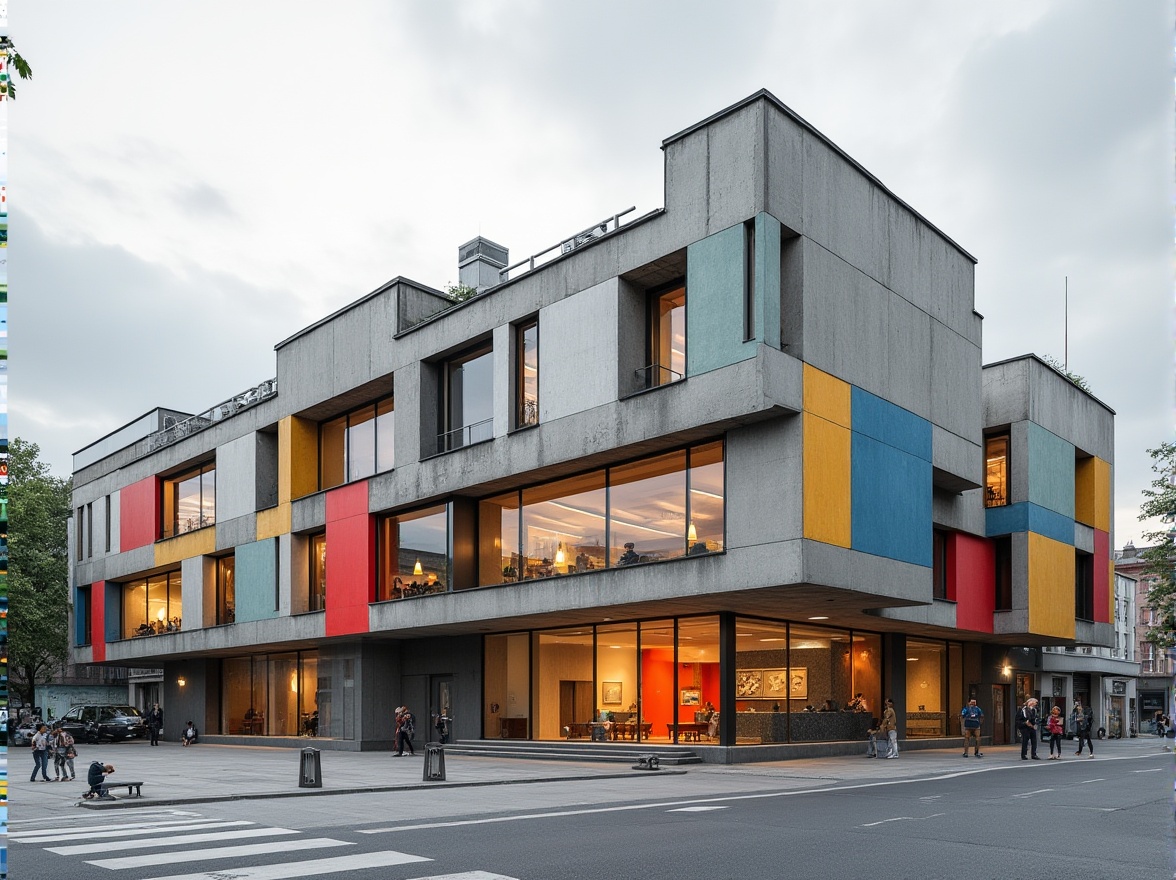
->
xmin=84 ymin=761 xmax=115 ymax=799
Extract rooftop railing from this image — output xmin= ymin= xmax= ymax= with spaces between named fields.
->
xmin=148 ymin=378 xmax=278 ymax=453
xmin=499 ymin=207 xmax=636 ymax=283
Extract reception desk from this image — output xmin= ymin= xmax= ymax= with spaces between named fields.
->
xmin=736 ymin=711 xmax=874 ymax=744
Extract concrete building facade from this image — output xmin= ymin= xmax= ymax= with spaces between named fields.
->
xmin=68 ymin=91 xmax=1115 ymax=759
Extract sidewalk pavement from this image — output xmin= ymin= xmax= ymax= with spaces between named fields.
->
xmin=10 ymin=734 xmax=1169 ymax=811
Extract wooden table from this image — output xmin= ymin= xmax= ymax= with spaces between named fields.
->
xmin=667 ymin=721 xmax=709 ymax=743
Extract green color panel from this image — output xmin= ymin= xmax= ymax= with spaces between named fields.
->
xmin=1027 ymin=423 xmax=1074 ymax=518
xmin=686 ymin=224 xmax=757 ymax=377
xmin=235 ymin=538 xmax=278 ymax=622
xmin=756 ymin=212 xmax=781 ymax=350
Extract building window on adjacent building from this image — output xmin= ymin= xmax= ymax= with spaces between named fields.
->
xmin=217 ymin=554 xmax=236 ymax=625
xmin=994 ymin=536 xmax=1012 ymax=611
xmin=377 ymin=504 xmax=449 ymax=600
xmin=104 ymin=494 xmax=112 ymax=553
xmin=76 ymin=506 xmax=85 ymax=561
xmin=932 ymin=530 xmax=949 ymax=600
xmin=78 ymin=586 xmax=92 ymax=646
xmin=441 ymin=343 xmax=494 ymax=451
xmin=121 ymin=571 xmax=182 ymax=639
xmin=86 ymin=503 xmax=94 ymax=558
xmin=162 ymin=461 xmax=216 ymax=538
xmin=984 ymin=434 xmax=1009 ymax=507
xmin=319 ymin=394 xmax=395 ymax=490
xmin=478 ymin=440 xmax=725 ymax=586
xmin=309 ymin=532 xmax=326 ymax=612
xmin=515 ymin=320 xmax=539 ymax=429
xmin=639 ymin=282 xmax=686 ymax=390
xmin=1075 ymin=550 xmax=1094 ymax=621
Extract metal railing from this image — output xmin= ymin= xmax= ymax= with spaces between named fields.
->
xmin=499 ymin=207 xmax=636 ymax=283
xmin=148 ymin=378 xmax=278 ymax=453
xmin=634 ymin=364 xmax=684 ymax=392
xmin=438 ymin=418 xmax=493 ymax=453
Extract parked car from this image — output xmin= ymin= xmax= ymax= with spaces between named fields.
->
xmin=56 ymin=705 xmax=147 ymax=743
xmin=11 ymin=718 xmax=40 ymax=746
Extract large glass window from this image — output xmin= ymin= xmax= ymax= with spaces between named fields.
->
xmin=596 ymin=623 xmax=637 ymax=740
xmin=535 ymin=627 xmax=594 ymax=740
xmin=985 ymin=434 xmax=1009 ymax=507
xmin=121 ymin=571 xmax=182 ymax=638
xmin=319 ymin=394 xmax=395 ymax=490
xmin=786 ymin=624 xmax=855 ymax=743
xmin=516 ymin=320 xmax=539 ymax=428
xmin=477 ymin=441 xmax=724 ymax=586
xmin=217 ymin=555 xmax=236 ymax=625
xmin=674 ymin=616 xmax=718 ymax=743
xmin=442 ymin=343 xmax=494 ymax=451
xmin=222 ymin=653 xmax=316 ymax=737
xmin=644 ymin=283 xmax=685 ymax=388
xmin=163 ymin=462 xmax=215 ymax=538
xmin=377 ymin=504 xmax=449 ymax=600
xmin=309 ymin=532 xmax=326 ymax=612
xmin=485 ymin=632 xmax=530 ymax=739
xmin=905 ymin=639 xmax=946 ymax=736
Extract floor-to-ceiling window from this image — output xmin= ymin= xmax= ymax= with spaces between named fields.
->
xmin=485 ymin=632 xmax=530 ymax=739
xmin=905 ymin=639 xmax=947 ymax=736
xmin=535 ymin=627 xmax=594 ymax=740
xmin=442 ymin=343 xmax=494 ymax=451
xmin=220 ymin=651 xmax=319 ymax=736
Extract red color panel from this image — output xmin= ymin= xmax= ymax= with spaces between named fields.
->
xmin=1093 ymin=529 xmax=1111 ymax=624
xmin=92 ymin=580 xmax=106 ymax=663
xmin=951 ymin=532 xmax=995 ymax=633
xmin=120 ymin=477 xmax=159 ymax=550
xmin=324 ymin=482 xmax=372 ymax=637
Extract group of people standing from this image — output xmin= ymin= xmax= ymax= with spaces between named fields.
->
xmin=865 ymin=698 xmax=899 ymax=758
xmin=28 ymin=723 xmax=78 ymax=782
xmin=1016 ymin=697 xmax=1095 ymax=760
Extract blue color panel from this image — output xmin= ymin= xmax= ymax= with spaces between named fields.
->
xmin=985 ymin=502 xmax=1074 ymax=546
xmin=1027 ymin=423 xmax=1075 ymax=518
xmin=235 ymin=538 xmax=278 ymax=623
xmin=851 ymin=433 xmax=933 ymax=567
xmin=850 ymin=387 xmax=932 ymax=461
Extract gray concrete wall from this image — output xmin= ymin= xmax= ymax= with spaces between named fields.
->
xmin=216 ymin=433 xmax=257 ymax=521
xmin=540 ymin=278 xmax=618 ymax=421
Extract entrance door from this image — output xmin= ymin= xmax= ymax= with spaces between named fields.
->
xmin=991 ymin=684 xmax=1007 ymax=745
xmin=430 ymin=675 xmax=454 ymax=743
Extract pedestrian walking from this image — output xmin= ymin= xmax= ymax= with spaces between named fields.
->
xmin=393 ymin=706 xmax=416 ymax=756
xmin=880 ymin=698 xmax=899 ymax=758
xmin=1017 ymin=697 xmax=1040 ymax=760
xmin=1046 ymin=706 xmax=1064 ymax=758
xmin=53 ymin=725 xmax=77 ymax=780
xmin=1071 ymin=700 xmax=1094 ymax=757
xmin=959 ymin=698 xmax=984 ymax=757
xmin=147 ymin=703 xmax=164 ymax=746
xmin=29 ymin=723 xmax=52 ymax=782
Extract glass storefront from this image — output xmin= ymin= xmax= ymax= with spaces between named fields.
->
xmin=220 ymin=651 xmax=318 ymax=736
xmin=905 ymin=639 xmax=946 ymax=737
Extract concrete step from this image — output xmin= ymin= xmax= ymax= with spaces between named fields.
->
xmin=442 ymin=740 xmax=703 ymax=765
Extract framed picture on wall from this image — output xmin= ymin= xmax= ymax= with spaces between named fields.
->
xmin=680 ymin=688 xmax=701 ymax=706
xmin=762 ymin=668 xmax=790 ymax=698
xmin=789 ymin=667 xmax=808 ymax=700
xmin=735 ymin=669 xmax=763 ymax=698
xmin=601 ymin=681 xmax=623 ymax=705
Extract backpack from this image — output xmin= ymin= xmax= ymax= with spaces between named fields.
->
xmin=401 ymin=714 xmax=415 ymax=736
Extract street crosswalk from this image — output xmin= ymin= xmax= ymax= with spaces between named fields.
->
xmin=9 ymin=813 xmax=521 ymax=879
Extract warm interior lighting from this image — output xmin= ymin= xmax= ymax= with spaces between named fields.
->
xmin=426 ymin=572 xmax=437 ymax=586
xmin=157 ymin=609 xmax=166 ymax=621
xmin=554 ymin=543 xmax=566 ymax=565
xmin=687 ymin=522 xmax=698 ymax=542
xmin=808 ymin=616 xmax=829 ymax=620
xmin=177 ymin=677 xmax=186 ymax=687
xmin=1001 ymin=664 xmax=1012 ymax=678
xmin=907 ymin=657 xmax=918 ymax=661
xmin=413 ymin=559 xmax=423 ymax=577
xmin=291 ymin=673 xmax=298 ymax=693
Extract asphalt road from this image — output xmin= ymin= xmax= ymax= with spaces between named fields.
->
xmin=9 ymin=750 xmax=1171 ymax=880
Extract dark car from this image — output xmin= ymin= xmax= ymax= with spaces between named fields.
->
xmin=57 ymin=705 xmax=147 ymax=743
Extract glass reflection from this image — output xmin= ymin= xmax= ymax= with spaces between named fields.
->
xmin=522 ymin=472 xmax=606 ymax=580
xmin=609 ymin=452 xmax=686 ymax=566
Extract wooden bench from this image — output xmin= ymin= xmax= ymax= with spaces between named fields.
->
xmin=87 ymin=780 xmax=145 ymax=799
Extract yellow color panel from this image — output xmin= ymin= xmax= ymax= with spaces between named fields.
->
xmin=803 ymin=412 xmax=851 ymax=547
xmin=256 ymin=503 xmax=291 ymax=542
xmin=279 ymin=416 xmax=319 ymax=503
xmin=1027 ymin=533 xmax=1075 ymax=640
xmin=1074 ymin=456 xmax=1111 ymax=531
xmin=154 ymin=526 xmax=217 ymax=568
xmin=803 ymin=364 xmax=851 ymax=428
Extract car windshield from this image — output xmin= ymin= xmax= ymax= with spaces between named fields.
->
xmin=112 ymin=707 xmax=142 ymax=717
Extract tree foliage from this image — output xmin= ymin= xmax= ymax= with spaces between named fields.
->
xmin=8 ymin=438 xmax=72 ymax=708
xmin=445 ymin=282 xmax=479 ymax=303
xmin=1041 ymin=354 xmax=1092 ymax=394
xmin=0 ymin=36 xmax=33 ymax=99
xmin=1138 ymin=442 xmax=1176 ymax=648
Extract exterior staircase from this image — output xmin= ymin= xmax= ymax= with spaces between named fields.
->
xmin=441 ymin=739 xmax=702 ymax=765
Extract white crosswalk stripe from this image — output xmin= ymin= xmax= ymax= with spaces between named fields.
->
xmin=138 ymin=850 xmax=432 ymax=880
xmin=13 ymin=820 xmax=255 ymax=844
xmin=88 ymin=837 xmax=354 ymax=870
xmin=9 ymin=818 xmax=232 ymax=840
xmin=47 ymin=826 xmax=299 ymax=856
xmin=412 ymin=874 xmax=520 ymax=880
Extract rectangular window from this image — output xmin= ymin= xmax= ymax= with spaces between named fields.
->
xmin=86 ymin=503 xmax=93 ymax=558
xmin=76 ymin=506 xmax=84 ymax=561
xmin=985 ymin=435 xmax=1009 ymax=507
xmin=442 ymin=343 xmax=494 ymax=451
xmin=744 ymin=219 xmax=756 ymax=342
xmin=516 ymin=320 xmax=539 ymax=428
xmin=377 ymin=504 xmax=449 ymax=600
xmin=104 ymin=495 xmax=111 ymax=553
xmin=1075 ymin=550 xmax=1094 ymax=621
xmin=932 ymin=530 xmax=948 ymax=600
xmin=78 ymin=586 xmax=92 ymax=646
xmin=610 ymin=451 xmax=687 ymax=565
xmin=319 ymin=394 xmax=395 ymax=490
xmin=643 ymin=283 xmax=686 ymax=389
xmin=121 ymin=571 xmax=182 ymax=639
xmin=162 ymin=462 xmax=216 ymax=538
xmin=994 ymin=536 xmax=1012 ymax=611
xmin=217 ymin=555 xmax=236 ymax=625
xmin=309 ymin=532 xmax=326 ymax=612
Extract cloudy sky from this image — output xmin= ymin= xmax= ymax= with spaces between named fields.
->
xmin=11 ymin=1 xmax=1172 ymax=546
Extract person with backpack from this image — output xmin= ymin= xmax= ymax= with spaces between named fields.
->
xmin=29 ymin=724 xmax=52 ymax=782
xmin=1071 ymin=700 xmax=1095 ymax=757
xmin=393 ymin=706 xmax=416 ymax=756
xmin=53 ymin=725 xmax=76 ymax=780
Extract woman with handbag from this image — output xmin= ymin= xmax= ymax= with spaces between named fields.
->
xmin=1046 ymin=706 xmax=1064 ymax=759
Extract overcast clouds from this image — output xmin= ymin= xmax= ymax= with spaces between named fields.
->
xmin=11 ymin=1 xmax=1172 ymax=547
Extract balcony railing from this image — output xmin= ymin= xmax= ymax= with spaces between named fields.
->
xmin=148 ymin=378 xmax=278 ymax=453
xmin=634 ymin=364 xmax=684 ymax=392
xmin=438 ymin=418 xmax=493 ymax=453
xmin=499 ymin=207 xmax=637 ymax=283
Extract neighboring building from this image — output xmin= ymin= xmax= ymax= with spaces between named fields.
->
xmin=1116 ymin=542 xmax=1171 ymax=732
xmin=67 ymin=91 xmax=1116 ymax=759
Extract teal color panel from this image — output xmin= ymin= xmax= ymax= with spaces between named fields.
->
xmin=850 ymin=433 xmax=933 ymax=567
xmin=1027 ymin=423 xmax=1075 ymax=518
xmin=850 ymin=386 xmax=932 ymax=461
xmin=686 ymin=223 xmax=757 ymax=377
xmin=235 ymin=538 xmax=278 ymax=622
xmin=985 ymin=501 xmax=1073 ymax=546
xmin=756 ymin=213 xmax=781 ymax=350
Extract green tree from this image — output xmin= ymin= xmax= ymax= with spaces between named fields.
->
xmin=1041 ymin=354 xmax=1092 ymax=394
xmin=8 ymin=438 xmax=72 ymax=709
xmin=1138 ymin=442 xmax=1176 ymax=648
xmin=0 ymin=36 xmax=33 ymax=99
xmin=445 ymin=282 xmax=479 ymax=303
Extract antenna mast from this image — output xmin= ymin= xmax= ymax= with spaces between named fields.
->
xmin=1064 ymin=276 xmax=1068 ymax=372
